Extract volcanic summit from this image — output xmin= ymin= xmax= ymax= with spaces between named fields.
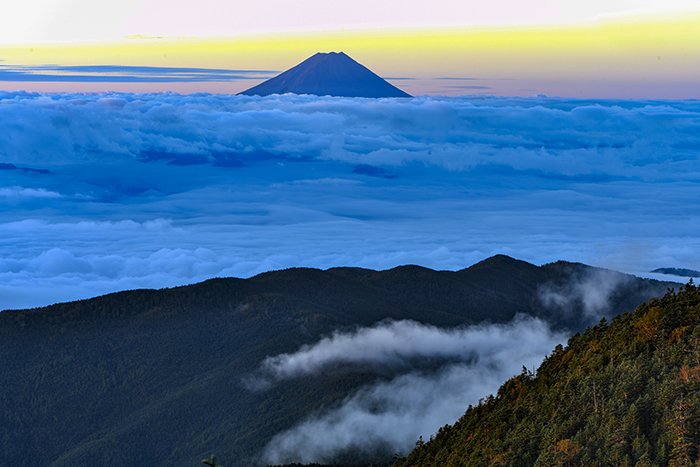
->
xmin=239 ymin=51 xmax=411 ymax=98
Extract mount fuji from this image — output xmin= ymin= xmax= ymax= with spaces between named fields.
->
xmin=240 ymin=51 xmax=411 ymax=98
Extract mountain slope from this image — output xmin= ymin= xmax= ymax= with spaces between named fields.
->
xmin=239 ymin=52 xmax=411 ymax=98
xmin=0 ymin=256 xmax=673 ymax=466
xmin=395 ymin=283 xmax=700 ymax=467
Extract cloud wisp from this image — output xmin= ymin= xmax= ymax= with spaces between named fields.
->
xmin=247 ymin=318 xmax=559 ymax=389
xmin=254 ymin=318 xmax=566 ymax=464
xmin=538 ymin=267 xmax=634 ymax=322
xmin=1 ymin=92 xmax=699 ymax=309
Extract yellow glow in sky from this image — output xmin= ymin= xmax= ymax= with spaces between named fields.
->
xmin=0 ymin=13 xmax=699 ymax=97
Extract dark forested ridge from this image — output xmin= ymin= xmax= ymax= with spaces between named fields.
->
xmin=0 ymin=256 xmax=674 ymax=466
xmin=396 ymin=283 xmax=700 ymax=467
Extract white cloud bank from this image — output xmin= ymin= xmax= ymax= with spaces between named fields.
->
xmin=1 ymin=92 xmax=699 ymax=309
xmin=254 ymin=318 xmax=566 ymax=464
xmin=248 ymin=318 xmax=560 ymax=388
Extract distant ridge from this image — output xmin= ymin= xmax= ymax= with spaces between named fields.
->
xmin=652 ymin=267 xmax=700 ymax=278
xmin=239 ymin=51 xmax=411 ymax=98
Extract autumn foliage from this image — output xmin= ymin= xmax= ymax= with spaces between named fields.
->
xmin=396 ymin=283 xmax=700 ymax=467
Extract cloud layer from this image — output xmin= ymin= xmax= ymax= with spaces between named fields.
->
xmin=1 ymin=92 xmax=699 ymax=309
xmin=256 ymin=318 xmax=566 ymax=464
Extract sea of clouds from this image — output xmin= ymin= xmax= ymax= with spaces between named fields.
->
xmin=1 ymin=91 xmax=699 ymax=309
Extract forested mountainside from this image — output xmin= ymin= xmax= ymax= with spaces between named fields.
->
xmin=396 ymin=283 xmax=700 ymax=467
xmin=0 ymin=256 xmax=673 ymax=466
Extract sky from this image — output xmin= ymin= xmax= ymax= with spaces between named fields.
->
xmin=3 ymin=0 xmax=700 ymax=41
xmin=0 ymin=0 xmax=699 ymax=96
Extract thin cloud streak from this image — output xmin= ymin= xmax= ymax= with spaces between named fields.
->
xmin=0 ymin=64 xmax=276 ymax=83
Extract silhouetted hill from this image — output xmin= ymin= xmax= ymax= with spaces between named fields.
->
xmin=239 ymin=52 xmax=411 ymax=98
xmin=652 ymin=267 xmax=700 ymax=278
xmin=0 ymin=256 xmax=674 ymax=466
xmin=395 ymin=283 xmax=700 ymax=467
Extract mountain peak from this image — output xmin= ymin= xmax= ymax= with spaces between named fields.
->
xmin=464 ymin=254 xmax=538 ymax=272
xmin=239 ymin=51 xmax=411 ymax=98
